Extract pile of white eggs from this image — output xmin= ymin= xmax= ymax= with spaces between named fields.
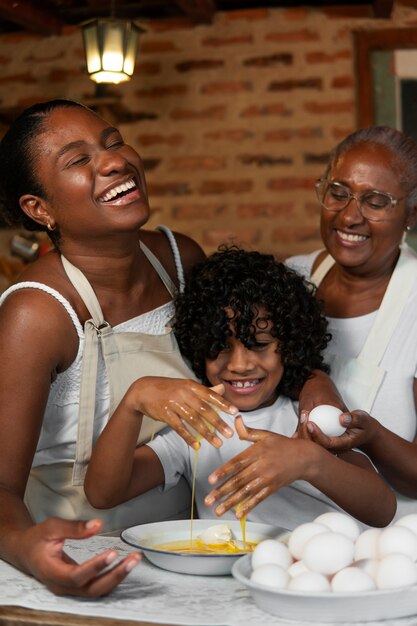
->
xmin=250 ymin=512 xmax=417 ymax=593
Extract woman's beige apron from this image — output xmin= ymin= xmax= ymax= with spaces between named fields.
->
xmin=26 ymin=240 xmax=197 ymax=533
xmin=311 ymin=244 xmax=417 ymax=518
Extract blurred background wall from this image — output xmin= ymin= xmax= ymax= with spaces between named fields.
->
xmin=0 ymin=2 xmax=416 ymax=266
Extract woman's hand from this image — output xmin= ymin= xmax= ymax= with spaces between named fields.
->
xmin=204 ymin=416 xmax=312 ymax=518
xmin=297 ymin=408 xmax=380 ymax=453
xmin=14 ymin=518 xmax=141 ymax=597
xmin=127 ymin=378 xmax=236 ymax=448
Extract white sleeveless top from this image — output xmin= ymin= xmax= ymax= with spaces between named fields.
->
xmin=0 ymin=229 xmax=181 ymax=467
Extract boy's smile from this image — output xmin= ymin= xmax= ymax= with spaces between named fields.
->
xmin=205 ymin=309 xmax=284 ymax=412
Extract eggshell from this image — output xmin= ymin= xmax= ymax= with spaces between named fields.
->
xmin=250 ymin=563 xmax=289 ymax=589
xmin=288 ymin=571 xmax=331 ymax=592
xmin=376 ymin=553 xmax=417 ymax=590
xmin=287 ymin=522 xmax=328 ymax=560
xmin=288 ymin=559 xmax=309 ymax=578
xmin=354 ymin=558 xmax=379 ymax=581
xmin=303 ymin=531 xmax=355 ymax=576
xmin=395 ymin=514 xmax=417 ymax=536
xmin=251 ymin=539 xmax=292 ymax=570
xmin=197 ymin=524 xmax=231 ymax=545
xmin=331 ymin=567 xmax=376 ymax=592
xmin=377 ymin=525 xmax=417 ymax=560
xmin=308 ymin=404 xmax=346 ymax=437
xmin=314 ymin=512 xmax=360 ymax=542
xmin=354 ymin=528 xmax=382 ymax=561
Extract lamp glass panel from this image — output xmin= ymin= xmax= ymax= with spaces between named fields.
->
xmin=102 ymin=23 xmax=124 ymax=72
xmin=84 ymin=24 xmax=101 ymax=73
xmin=123 ymin=28 xmax=138 ymax=75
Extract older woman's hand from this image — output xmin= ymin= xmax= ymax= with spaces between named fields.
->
xmin=297 ymin=408 xmax=380 ymax=454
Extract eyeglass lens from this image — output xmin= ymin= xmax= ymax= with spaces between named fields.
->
xmin=317 ymin=181 xmax=394 ymax=220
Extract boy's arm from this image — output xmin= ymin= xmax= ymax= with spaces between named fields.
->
xmin=204 ymin=417 xmax=396 ymax=528
xmin=85 ymin=377 xmax=238 ymax=508
xmin=84 ymin=401 xmax=164 ymax=509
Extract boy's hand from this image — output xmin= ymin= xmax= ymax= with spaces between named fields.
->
xmin=129 ymin=377 xmax=236 ymax=448
xmin=204 ymin=416 xmax=313 ymax=517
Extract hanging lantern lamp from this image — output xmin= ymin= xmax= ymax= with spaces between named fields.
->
xmin=82 ymin=18 xmax=144 ymax=84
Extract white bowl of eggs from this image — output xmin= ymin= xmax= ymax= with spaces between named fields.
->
xmin=121 ymin=519 xmax=286 ymax=576
xmin=232 ymin=512 xmax=417 ymax=622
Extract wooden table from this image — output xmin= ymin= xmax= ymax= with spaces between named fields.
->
xmin=0 ymin=606 xmax=172 ymax=626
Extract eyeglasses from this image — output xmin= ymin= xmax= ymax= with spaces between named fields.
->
xmin=315 ymin=179 xmax=403 ymax=222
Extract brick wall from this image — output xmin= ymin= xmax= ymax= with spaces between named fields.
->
xmin=0 ymin=3 xmax=416 ymax=258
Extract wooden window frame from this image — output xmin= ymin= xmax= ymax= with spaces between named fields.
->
xmin=354 ymin=27 xmax=417 ymax=127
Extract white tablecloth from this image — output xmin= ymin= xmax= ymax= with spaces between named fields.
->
xmin=1 ymin=536 xmax=417 ymax=626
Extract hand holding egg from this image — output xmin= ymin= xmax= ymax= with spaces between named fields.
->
xmin=308 ymin=405 xmax=346 ymax=437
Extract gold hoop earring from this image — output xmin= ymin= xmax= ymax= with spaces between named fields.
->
xmin=46 ymin=222 xmax=56 ymax=232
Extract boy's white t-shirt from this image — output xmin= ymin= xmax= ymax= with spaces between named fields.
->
xmin=148 ymin=395 xmax=357 ymax=531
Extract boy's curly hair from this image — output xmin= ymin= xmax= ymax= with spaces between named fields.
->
xmin=174 ymin=246 xmax=330 ymax=397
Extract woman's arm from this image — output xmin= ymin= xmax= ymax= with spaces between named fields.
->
xmin=204 ymin=417 xmax=396 ymax=528
xmin=0 ymin=291 xmax=140 ymax=595
xmin=294 ymin=369 xmax=347 ymax=416
xmin=299 ymin=377 xmax=417 ymax=498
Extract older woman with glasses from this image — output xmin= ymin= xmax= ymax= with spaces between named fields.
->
xmin=287 ymin=126 xmax=417 ymax=520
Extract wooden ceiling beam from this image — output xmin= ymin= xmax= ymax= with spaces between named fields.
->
xmin=372 ymin=0 xmax=394 ymax=17
xmin=173 ymin=0 xmax=216 ymax=23
xmin=0 ymin=0 xmax=63 ymax=35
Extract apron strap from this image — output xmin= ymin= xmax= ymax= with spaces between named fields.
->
xmin=72 ymin=322 xmax=113 ymax=485
xmin=60 ymin=232 xmax=180 ymax=486
xmin=360 ymin=245 xmax=417 ymax=365
xmin=140 ymin=240 xmax=177 ymax=297
xmin=310 ymin=253 xmax=335 ymax=287
xmin=61 ymin=256 xmax=104 ymax=326
xmin=312 ymin=245 xmax=417 ymax=366
xmin=311 ymin=245 xmax=417 ymax=412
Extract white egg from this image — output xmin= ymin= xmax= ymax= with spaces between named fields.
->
xmin=288 ymin=559 xmax=309 ymax=578
xmin=355 ymin=558 xmax=379 ymax=581
xmin=376 ymin=553 xmax=417 ymax=590
xmin=251 ymin=539 xmax=292 ymax=570
xmin=303 ymin=532 xmax=355 ymax=576
xmin=377 ymin=525 xmax=417 ymax=560
xmin=331 ymin=566 xmax=376 ymax=592
xmin=314 ymin=512 xmax=360 ymax=542
xmin=197 ymin=524 xmax=231 ymax=545
xmin=288 ymin=571 xmax=331 ymax=592
xmin=308 ymin=404 xmax=346 ymax=437
xmin=354 ymin=528 xmax=382 ymax=561
xmin=287 ymin=522 xmax=328 ymax=560
xmin=250 ymin=563 xmax=289 ymax=589
xmin=395 ymin=514 xmax=417 ymax=536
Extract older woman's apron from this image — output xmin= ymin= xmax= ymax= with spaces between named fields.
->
xmin=26 ymin=238 xmax=197 ymax=532
xmin=311 ymin=244 xmax=417 ymax=519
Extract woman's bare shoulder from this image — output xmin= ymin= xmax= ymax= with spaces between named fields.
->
xmin=0 ymin=253 xmax=80 ymax=370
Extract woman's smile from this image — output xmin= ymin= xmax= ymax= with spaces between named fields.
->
xmin=97 ymin=177 xmax=142 ymax=207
